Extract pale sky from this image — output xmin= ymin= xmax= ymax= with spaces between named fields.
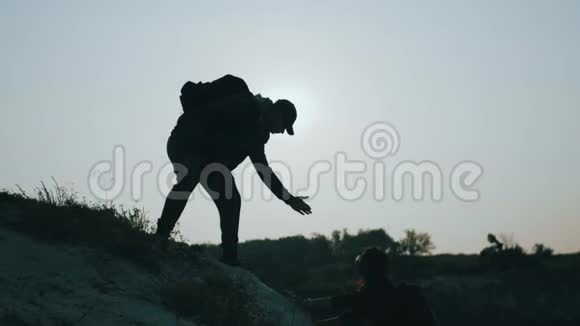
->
xmin=2 ymin=0 xmax=579 ymax=253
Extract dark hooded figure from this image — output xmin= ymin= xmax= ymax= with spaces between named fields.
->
xmin=304 ymin=247 xmax=435 ymax=325
xmin=156 ymin=74 xmax=311 ymax=266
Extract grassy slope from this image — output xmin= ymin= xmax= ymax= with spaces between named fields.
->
xmin=0 ymin=190 xmax=312 ymax=326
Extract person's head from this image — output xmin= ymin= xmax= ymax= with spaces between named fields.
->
xmin=355 ymin=247 xmax=389 ymax=283
xmin=265 ymin=99 xmax=297 ymax=135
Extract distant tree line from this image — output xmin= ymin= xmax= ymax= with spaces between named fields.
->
xmin=226 ymin=229 xmax=557 ymax=297
xmin=479 ymin=233 xmax=555 ymax=270
xmin=230 ymin=228 xmax=434 ymax=296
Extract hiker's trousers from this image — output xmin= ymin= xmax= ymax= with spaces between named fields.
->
xmin=157 ymin=135 xmax=241 ymax=257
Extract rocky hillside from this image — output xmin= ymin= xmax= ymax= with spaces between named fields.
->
xmin=0 ymin=191 xmax=312 ymax=326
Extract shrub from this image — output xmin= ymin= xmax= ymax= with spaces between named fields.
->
xmin=532 ymin=243 xmax=554 ymax=257
xmin=398 ymin=229 xmax=435 ymax=256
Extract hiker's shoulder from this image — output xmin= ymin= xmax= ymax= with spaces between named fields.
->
xmin=394 ymin=283 xmax=436 ymax=324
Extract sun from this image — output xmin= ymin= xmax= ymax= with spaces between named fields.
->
xmin=259 ymin=85 xmax=319 ymax=134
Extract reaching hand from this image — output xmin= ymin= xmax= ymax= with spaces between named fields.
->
xmin=286 ymin=196 xmax=312 ymax=215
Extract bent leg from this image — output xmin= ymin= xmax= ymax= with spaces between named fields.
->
xmin=156 ymin=159 xmax=202 ymax=239
xmin=201 ymin=166 xmax=241 ymax=262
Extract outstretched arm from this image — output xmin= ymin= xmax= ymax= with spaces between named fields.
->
xmin=303 ymin=297 xmax=333 ymax=311
xmin=250 ymin=149 xmax=312 ymax=215
xmin=304 ymin=296 xmax=355 ymax=325
xmin=249 ymin=149 xmax=291 ymax=201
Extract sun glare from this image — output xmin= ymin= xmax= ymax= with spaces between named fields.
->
xmin=261 ymin=85 xmax=320 ymax=134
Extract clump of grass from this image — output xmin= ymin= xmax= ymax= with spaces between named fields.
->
xmin=0 ymin=180 xmax=164 ymax=270
xmin=15 ymin=178 xmax=153 ymax=233
xmin=17 ymin=177 xmax=80 ymax=207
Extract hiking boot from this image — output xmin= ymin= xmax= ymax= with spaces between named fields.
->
xmin=220 ymin=244 xmax=240 ymax=267
xmin=220 ymin=255 xmax=241 ymax=267
xmin=151 ymin=234 xmax=169 ymax=256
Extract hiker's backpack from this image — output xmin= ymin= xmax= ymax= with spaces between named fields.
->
xmin=172 ymin=74 xmax=268 ymax=150
xmin=394 ymin=284 xmax=436 ymax=326
xmin=179 ymin=74 xmax=252 ymax=114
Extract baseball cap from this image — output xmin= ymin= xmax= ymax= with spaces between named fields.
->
xmin=275 ymin=99 xmax=297 ymax=135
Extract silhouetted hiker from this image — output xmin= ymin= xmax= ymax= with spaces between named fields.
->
xmin=155 ymin=74 xmax=312 ymax=266
xmin=304 ymin=247 xmax=435 ymax=325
